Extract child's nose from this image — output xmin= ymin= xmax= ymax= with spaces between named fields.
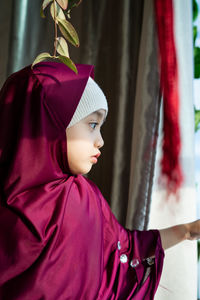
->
xmin=95 ymin=133 xmax=104 ymax=149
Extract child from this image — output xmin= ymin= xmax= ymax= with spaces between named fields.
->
xmin=0 ymin=62 xmax=199 ymax=300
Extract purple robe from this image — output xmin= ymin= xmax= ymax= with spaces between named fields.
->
xmin=0 ymin=62 xmax=164 ymax=299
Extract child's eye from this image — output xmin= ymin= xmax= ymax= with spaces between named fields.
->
xmin=89 ymin=122 xmax=98 ymax=130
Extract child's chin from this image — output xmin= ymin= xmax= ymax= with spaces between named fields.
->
xmin=74 ymin=166 xmax=92 ymax=176
xmin=81 ymin=169 xmax=92 ymax=176
xmin=81 ymin=165 xmax=93 ymax=175
xmin=69 ymin=163 xmax=93 ymax=175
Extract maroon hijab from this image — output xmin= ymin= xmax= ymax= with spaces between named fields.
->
xmin=0 ymin=62 xmax=164 ymax=299
xmin=0 ymin=62 xmax=94 ymax=196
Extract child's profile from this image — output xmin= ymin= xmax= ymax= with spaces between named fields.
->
xmin=0 ymin=61 xmax=199 ymax=299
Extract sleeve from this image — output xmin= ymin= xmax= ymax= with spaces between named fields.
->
xmin=98 ymin=192 xmax=164 ymax=300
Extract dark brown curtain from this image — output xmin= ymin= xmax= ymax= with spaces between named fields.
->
xmin=0 ymin=0 xmax=12 ymax=87
xmin=0 ymin=0 xmax=160 ymax=230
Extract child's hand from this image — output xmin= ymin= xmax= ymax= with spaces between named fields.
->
xmin=185 ymin=220 xmax=200 ymax=241
xmin=159 ymin=219 xmax=200 ymax=250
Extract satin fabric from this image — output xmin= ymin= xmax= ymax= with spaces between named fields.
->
xmin=1 ymin=0 xmax=161 ymax=231
xmin=0 ymin=62 xmax=164 ymax=299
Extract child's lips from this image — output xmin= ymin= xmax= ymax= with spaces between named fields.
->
xmin=95 ymin=152 xmax=101 ymax=159
xmin=91 ymin=152 xmax=101 ymax=164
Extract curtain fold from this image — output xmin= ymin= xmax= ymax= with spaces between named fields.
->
xmin=125 ymin=0 xmax=161 ymax=230
xmin=0 ymin=0 xmax=12 ymax=87
xmin=3 ymin=0 xmax=160 ymax=230
xmin=149 ymin=0 xmax=197 ymax=299
xmin=7 ymin=0 xmax=53 ymax=76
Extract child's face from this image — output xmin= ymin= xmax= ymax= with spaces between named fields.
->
xmin=66 ymin=109 xmax=106 ymax=175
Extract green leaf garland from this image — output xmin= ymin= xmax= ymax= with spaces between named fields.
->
xmin=32 ymin=0 xmax=80 ymax=73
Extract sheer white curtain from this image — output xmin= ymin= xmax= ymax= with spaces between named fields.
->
xmin=149 ymin=0 xmax=197 ymax=299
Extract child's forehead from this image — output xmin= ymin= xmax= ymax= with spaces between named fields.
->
xmin=87 ymin=110 xmax=106 ymax=120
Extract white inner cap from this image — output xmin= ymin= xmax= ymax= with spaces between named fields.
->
xmin=67 ymin=77 xmax=108 ymax=128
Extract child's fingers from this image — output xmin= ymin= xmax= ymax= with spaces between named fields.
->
xmin=187 ymin=220 xmax=200 ymax=240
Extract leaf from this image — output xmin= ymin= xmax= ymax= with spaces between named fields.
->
xmin=56 ymin=0 xmax=68 ymax=10
xmin=195 ymin=64 xmax=200 ymax=78
xmin=32 ymin=52 xmax=53 ymax=68
xmin=40 ymin=6 xmax=46 ymax=18
xmin=57 ymin=55 xmax=77 ymax=73
xmin=50 ymin=2 xmax=66 ymax=22
xmin=66 ymin=11 xmax=71 ymax=19
xmin=40 ymin=0 xmax=53 ymax=18
xmin=194 ymin=47 xmax=200 ymax=78
xmin=193 ymin=0 xmax=198 ymax=22
xmin=67 ymin=0 xmax=82 ymax=12
xmin=58 ymin=18 xmax=79 ymax=47
xmin=42 ymin=0 xmax=53 ymax=10
xmin=55 ymin=37 xmax=69 ymax=57
xmin=198 ymin=240 xmax=200 ymax=260
xmin=193 ymin=25 xmax=197 ymax=46
xmin=195 ymin=108 xmax=200 ymax=132
xmin=66 ymin=0 xmax=82 ymax=18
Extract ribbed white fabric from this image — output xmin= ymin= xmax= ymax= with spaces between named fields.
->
xmin=67 ymin=77 xmax=108 ymax=128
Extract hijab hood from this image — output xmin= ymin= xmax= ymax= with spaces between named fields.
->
xmin=0 ymin=62 xmax=94 ymax=203
xmin=0 ymin=62 xmax=164 ymax=300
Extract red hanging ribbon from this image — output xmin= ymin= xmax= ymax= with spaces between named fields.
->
xmin=154 ymin=0 xmax=183 ymax=194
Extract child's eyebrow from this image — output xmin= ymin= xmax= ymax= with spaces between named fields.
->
xmin=91 ymin=111 xmax=106 ymax=122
